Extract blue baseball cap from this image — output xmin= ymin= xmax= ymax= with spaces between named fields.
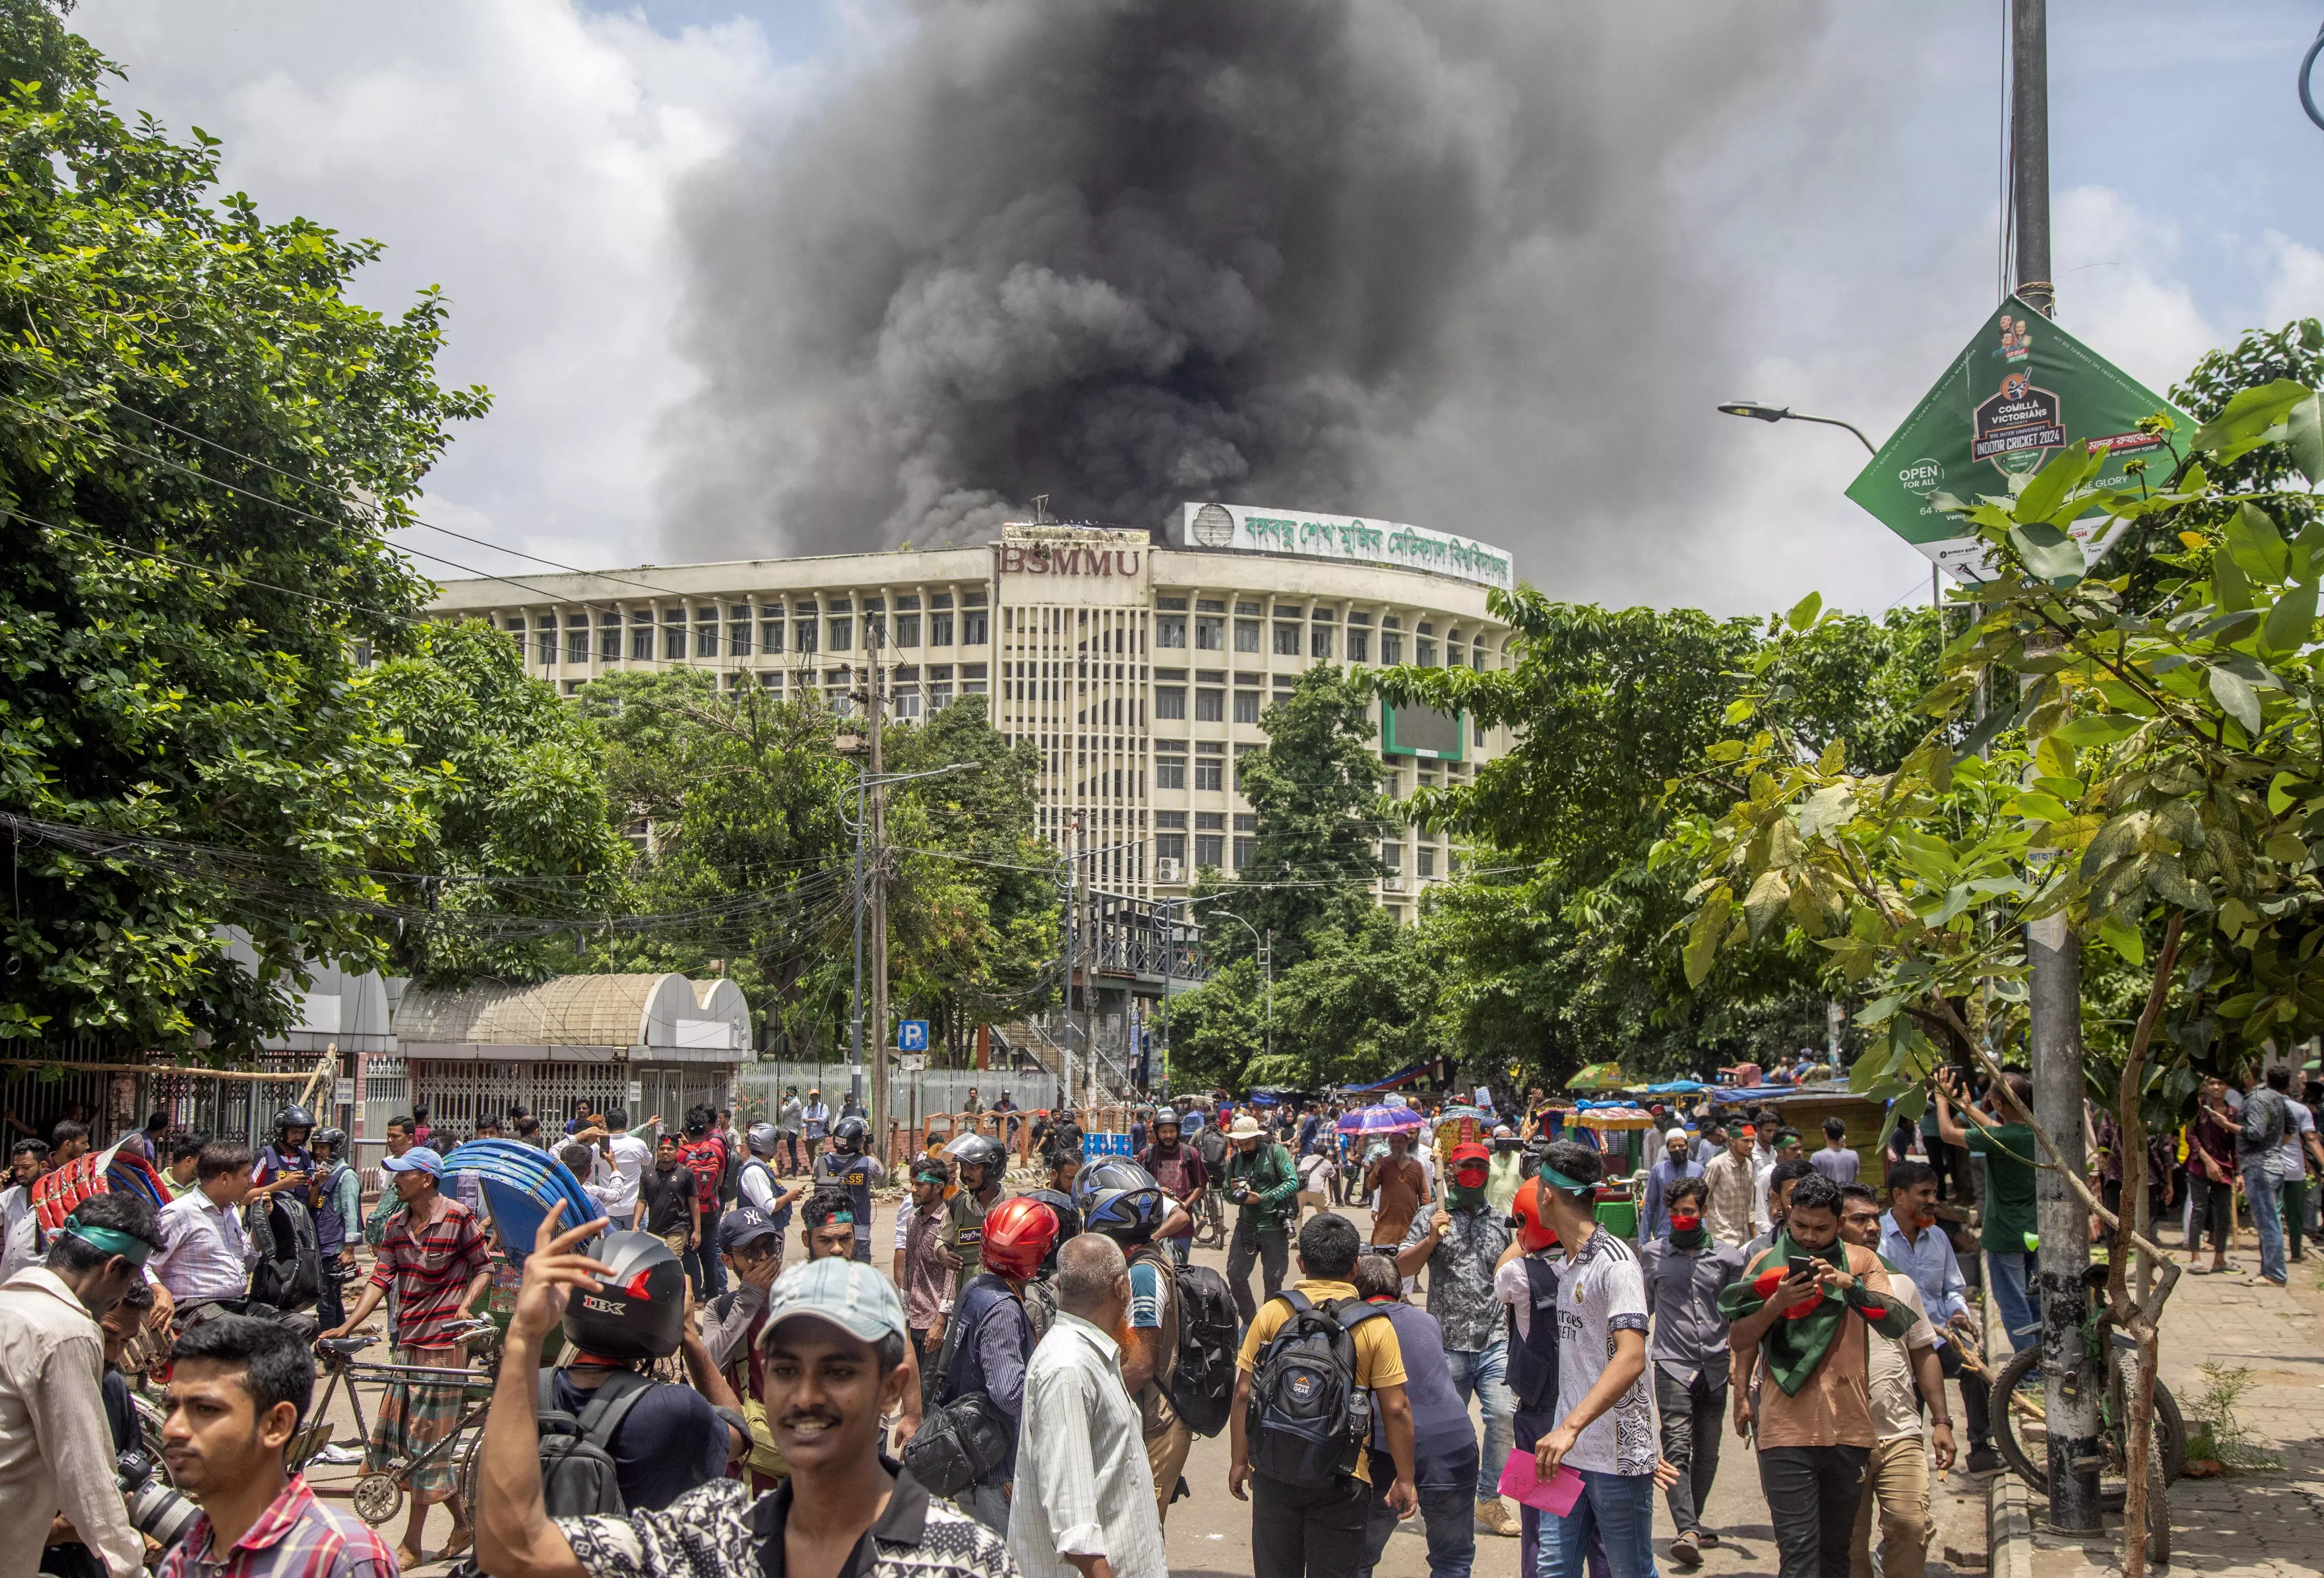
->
xmin=717 ymin=1206 xmax=781 ymax=1254
xmin=382 ymin=1147 xmax=444 ymax=1178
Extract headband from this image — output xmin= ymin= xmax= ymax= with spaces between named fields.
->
xmin=1538 ymin=1164 xmax=1595 ymax=1195
xmin=66 ymin=1224 xmax=154 ymax=1266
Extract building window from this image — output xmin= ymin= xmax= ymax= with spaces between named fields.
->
xmin=1311 ymin=626 xmax=1332 ymax=659
xmin=1156 ymin=687 xmax=1186 ymax=720
xmin=1345 ymin=630 xmax=1368 ymax=663
xmin=1381 ymin=841 xmax=1402 ymax=870
xmin=1195 ymin=688 xmax=1223 ymax=722
xmin=1272 ymin=623 xmax=1299 ymax=656
xmin=1235 ymin=619 xmax=1261 ymax=653
xmin=1158 ymin=831 xmax=1187 ymax=862
xmin=1156 ymin=758 xmax=1186 ymax=789
xmin=696 ymin=622 xmax=719 ymax=658
xmin=894 ymin=613 xmax=920 ymax=647
xmin=962 ymin=662 xmax=988 ymax=695
xmin=1194 ymin=760 xmax=1223 ymax=792
xmin=1195 ymin=617 xmax=1223 ymax=650
xmin=730 ymin=622 xmax=752 ymax=657
xmin=1233 ymin=837 xmax=1255 ymax=869
xmin=1380 ymin=633 xmax=1403 ymax=665
xmin=762 ymin=619 xmax=784 ymax=654
xmin=631 ymin=624 xmax=655 ymax=661
xmin=1418 ymin=849 xmax=1436 ymax=878
xmin=1157 ymin=615 xmax=1187 ymax=648
xmin=1233 ymin=690 xmax=1260 ymax=724
xmin=1234 ymin=743 xmax=1259 ymax=787
xmin=534 ymin=622 xmax=555 ymax=664
xmin=566 ymin=621 xmax=589 ymax=664
xmin=759 ymin=672 xmax=782 ymax=690
xmin=962 ymin=609 xmax=988 ymax=644
xmin=1194 ymin=834 xmax=1224 ymax=868
xmin=895 ymin=687 xmax=922 ymax=720
xmin=931 ymin=610 xmax=953 ymax=645
xmin=828 ymin=616 xmax=852 ymax=650
xmin=504 ymin=617 xmax=525 ymax=647
xmin=796 ymin=618 xmax=819 ymax=655
xmin=597 ymin=618 xmax=621 ymax=661
xmin=1417 ymin=638 xmax=1437 ymax=666
xmin=930 ymin=680 xmax=954 ymax=709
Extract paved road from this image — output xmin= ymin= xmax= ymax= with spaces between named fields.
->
xmin=304 ymin=1188 xmax=1982 ymax=1577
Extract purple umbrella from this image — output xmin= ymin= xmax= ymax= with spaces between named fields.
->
xmin=1337 ymin=1103 xmax=1426 ymax=1136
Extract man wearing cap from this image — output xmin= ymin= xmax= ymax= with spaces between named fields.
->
xmin=477 ymin=1209 xmax=1017 ymax=1578
xmin=1221 ymin=1113 xmax=1299 ymax=1328
xmin=1701 ymin=1125 xmax=1757 ymax=1249
xmin=705 ymin=1207 xmax=799 ymax=1495
xmin=1395 ymin=1141 xmax=1520 ymax=1539
xmin=318 ymin=1141 xmax=491 ymax=1569
xmin=1640 ymin=1128 xmax=1705 ymax=1245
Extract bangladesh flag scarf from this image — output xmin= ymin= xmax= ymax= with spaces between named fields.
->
xmin=1716 ymin=1232 xmax=1914 ymax=1395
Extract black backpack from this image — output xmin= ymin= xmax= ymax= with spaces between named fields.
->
xmin=1245 ymin=1290 xmax=1383 ymax=1487
xmin=245 ymin=1194 xmax=322 ymax=1313
xmin=903 ymin=1288 xmax=1019 ymax=1496
xmin=531 ymin=1368 xmax=656 ymax=1517
xmin=1168 ymin=1263 xmax=1239 ymax=1438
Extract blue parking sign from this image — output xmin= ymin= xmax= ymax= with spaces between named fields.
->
xmin=897 ymin=1019 xmax=929 ymax=1053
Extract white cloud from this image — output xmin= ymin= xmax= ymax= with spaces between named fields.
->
xmin=2259 ymin=231 xmax=2324 ymax=329
xmin=75 ymin=0 xmax=801 ymax=579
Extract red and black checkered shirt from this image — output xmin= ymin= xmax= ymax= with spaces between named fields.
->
xmin=367 ymin=1197 xmax=489 ymax=1348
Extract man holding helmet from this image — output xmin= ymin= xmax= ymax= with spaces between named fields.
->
xmin=1135 ymin=1108 xmax=1208 ymax=1272
xmin=475 ymin=1210 xmax=1015 ymax=1578
xmin=1076 ymin=1158 xmax=1193 ymax=1526
xmin=924 ymin=1194 xmax=1059 ymax=1532
xmin=813 ymin=1116 xmax=888 ymax=1264
xmin=544 ymin=1227 xmax=750 ymax=1512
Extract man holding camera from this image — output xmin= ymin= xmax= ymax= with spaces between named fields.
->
xmin=1 ymin=1194 xmax=162 ymax=1578
xmin=153 ymin=1316 xmax=396 ymax=1578
xmin=1221 ymin=1115 xmax=1299 ymax=1328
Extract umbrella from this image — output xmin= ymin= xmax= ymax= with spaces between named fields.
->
xmin=1337 ymin=1103 xmax=1427 ymax=1136
xmin=442 ymin=1138 xmax=602 ymax=1262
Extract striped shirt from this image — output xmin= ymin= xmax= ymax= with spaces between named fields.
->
xmin=367 ymin=1198 xmax=489 ymax=1348
xmin=156 ymin=1471 xmax=395 ymax=1578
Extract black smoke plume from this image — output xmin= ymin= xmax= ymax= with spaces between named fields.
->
xmin=663 ymin=0 xmax=1832 ymax=562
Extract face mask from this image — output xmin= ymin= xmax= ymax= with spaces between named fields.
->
xmin=1449 ymin=1183 xmax=1487 ymax=1210
xmin=1667 ymin=1213 xmax=1706 ymax=1248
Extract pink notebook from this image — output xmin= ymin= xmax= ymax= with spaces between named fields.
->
xmin=1497 ymin=1451 xmax=1586 ymax=1515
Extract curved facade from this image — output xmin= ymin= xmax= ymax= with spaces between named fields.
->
xmin=426 ymin=518 xmax=1514 ymax=917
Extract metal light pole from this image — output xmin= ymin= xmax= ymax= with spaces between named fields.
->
xmin=1713 ymin=401 xmax=1878 ymax=454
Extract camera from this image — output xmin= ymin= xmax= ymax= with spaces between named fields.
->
xmin=1493 ymin=1136 xmax=1523 ymax=1154
xmin=116 ymin=1451 xmax=203 ymax=1551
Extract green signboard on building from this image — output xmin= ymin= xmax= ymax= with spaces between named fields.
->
xmin=1846 ymin=295 xmax=2197 ymax=581
xmin=1381 ymin=700 xmax=1466 ymax=761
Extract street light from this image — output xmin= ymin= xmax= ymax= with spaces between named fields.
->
xmin=1715 ymin=401 xmax=1877 ymax=454
xmin=1184 ymin=897 xmax=1269 ymax=1070
xmin=841 ymin=759 xmax=979 ymax=1108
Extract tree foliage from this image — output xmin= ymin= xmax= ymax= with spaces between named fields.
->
xmin=0 ymin=3 xmax=487 ymax=1052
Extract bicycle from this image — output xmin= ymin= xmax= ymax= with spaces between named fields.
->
xmin=301 ymin=1318 xmax=505 ymax=1528
xmin=1988 ymin=1306 xmax=2182 ymax=1564
xmin=1193 ymin=1188 xmax=1226 ymax=1249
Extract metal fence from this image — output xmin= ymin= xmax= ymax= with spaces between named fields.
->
xmin=736 ymin=1063 xmax=1056 ymax=1128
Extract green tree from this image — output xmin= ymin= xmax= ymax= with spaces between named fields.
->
xmin=1201 ymin=666 xmax=1394 ymax=970
xmin=0 ymin=3 xmax=486 ymax=1052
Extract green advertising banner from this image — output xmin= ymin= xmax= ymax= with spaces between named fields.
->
xmin=1846 ymin=295 xmax=2198 ymax=581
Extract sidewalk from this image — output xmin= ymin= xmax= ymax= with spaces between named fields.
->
xmin=2028 ymin=1238 xmax=2324 ymax=1578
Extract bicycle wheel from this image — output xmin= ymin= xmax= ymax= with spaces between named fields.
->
xmin=2111 ymin=1345 xmax=2171 ymax=1567
xmin=1990 ymin=1343 xmax=2185 ymax=1512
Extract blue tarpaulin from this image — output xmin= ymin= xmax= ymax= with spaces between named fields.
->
xmin=1341 ymin=1061 xmax=1437 ymax=1094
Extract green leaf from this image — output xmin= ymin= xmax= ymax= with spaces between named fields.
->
xmin=2213 ymin=549 xmax=2254 ymax=613
xmin=2224 ymin=502 xmax=2290 ymax=583
xmin=2050 ymin=713 xmax=2137 ymax=749
xmin=2208 ymin=665 xmax=2262 ymax=735
xmin=2259 ymin=578 xmax=2318 ymax=659
xmin=1722 ymin=697 xmax=1754 ymax=726
xmin=1682 ymin=890 xmax=1732 ymax=989
xmin=2097 ymin=918 xmax=2144 ymax=967
xmin=2192 ymin=378 xmax=2313 ymax=461
xmin=2008 ymin=522 xmax=2085 ymax=582
xmin=1853 ymin=993 xmax=1905 ymax=1026
xmin=1786 ymin=591 xmax=1822 ymax=632
xmin=2269 ymin=771 xmax=2301 ymax=815
xmin=2016 ymin=442 xmax=2100 ymax=524
xmin=2287 ymin=393 xmax=2324 ymax=490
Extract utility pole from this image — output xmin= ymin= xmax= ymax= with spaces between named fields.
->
xmin=868 ymin=631 xmax=888 ymax=1152
xmin=1062 ymin=816 xmax=1077 ymax=1114
xmin=2011 ymin=0 xmax=2096 ymax=1533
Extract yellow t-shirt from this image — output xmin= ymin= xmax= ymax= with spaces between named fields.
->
xmin=1236 ymin=1279 xmax=1408 ymax=1484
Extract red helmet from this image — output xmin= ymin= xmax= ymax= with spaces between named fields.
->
xmin=1510 ymin=1174 xmax=1562 ymax=1255
xmin=980 ymin=1195 xmax=1063 ymax=1281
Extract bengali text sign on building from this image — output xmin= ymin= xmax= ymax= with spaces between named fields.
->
xmin=1846 ymin=296 xmax=2198 ymax=582
xmin=1180 ymin=502 xmax=1515 ymax=591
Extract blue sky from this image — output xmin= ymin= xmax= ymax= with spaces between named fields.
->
xmin=71 ymin=1 xmax=2324 ymax=615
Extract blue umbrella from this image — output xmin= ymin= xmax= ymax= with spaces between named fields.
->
xmin=1337 ymin=1103 xmax=1427 ymax=1136
xmin=442 ymin=1138 xmax=604 ymax=1263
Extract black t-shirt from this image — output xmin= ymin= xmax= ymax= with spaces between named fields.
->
xmin=549 ymin=1370 xmax=729 ymax=1512
xmin=639 ymin=1164 xmax=698 ymax=1236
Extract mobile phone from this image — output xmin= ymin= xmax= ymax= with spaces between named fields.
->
xmin=1787 ymin=1254 xmax=1815 ymax=1277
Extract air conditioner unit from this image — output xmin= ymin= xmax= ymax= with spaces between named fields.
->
xmin=1382 ymin=873 xmax=1406 ymax=892
xmin=1157 ymin=858 xmax=1183 ymax=883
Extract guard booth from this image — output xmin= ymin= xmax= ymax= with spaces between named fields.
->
xmin=393 ymin=973 xmax=751 ymax=1137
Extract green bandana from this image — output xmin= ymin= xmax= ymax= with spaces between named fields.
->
xmin=1716 ymin=1233 xmax=1911 ymax=1395
xmin=1448 ymin=1184 xmax=1487 ymax=1211
xmin=65 ymin=1224 xmax=153 ymax=1265
xmin=1667 ymin=1225 xmax=1708 ymax=1250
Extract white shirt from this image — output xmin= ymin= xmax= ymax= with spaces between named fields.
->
xmin=2278 ymin=1100 xmax=2316 ymax=1180
xmin=1752 ymin=1159 xmax=1776 ymax=1236
xmin=151 ymin=1191 xmax=254 ymax=1302
xmin=1553 ymin=1228 xmax=1658 ymax=1477
xmin=895 ymin=1196 xmax=918 ymax=1253
xmin=593 ymin=1134 xmax=652 ymax=1220
xmin=1006 ymin=1309 xmax=1167 ymax=1578
xmin=0 ymin=1268 xmax=143 ymax=1578
xmin=0 ymin=1185 xmax=37 ymax=1284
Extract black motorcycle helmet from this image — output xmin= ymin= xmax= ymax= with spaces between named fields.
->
xmin=948 ymin=1133 xmax=1007 ymax=1188
xmin=560 ymin=1230 xmax=686 ymax=1360
xmin=1073 ymin=1158 xmax=1167 ymax=1243
xmin=832 ymin=1115 xmax=871 ymax=1156
xmin=1015 ymin=1187 xmax=1080 ymax=1276
xmin=313 ymin=1127 xmax=347 ymax=1158
xmin=273 ymin=1104 xmax=315 ymax=1142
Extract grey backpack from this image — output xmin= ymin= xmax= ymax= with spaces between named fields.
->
xmin=532 ymin=1369 xmax=656 ymax=1517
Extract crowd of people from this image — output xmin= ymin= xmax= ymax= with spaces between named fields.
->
xmin=0 ymin=1056 xmax=2318 ymax=1578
